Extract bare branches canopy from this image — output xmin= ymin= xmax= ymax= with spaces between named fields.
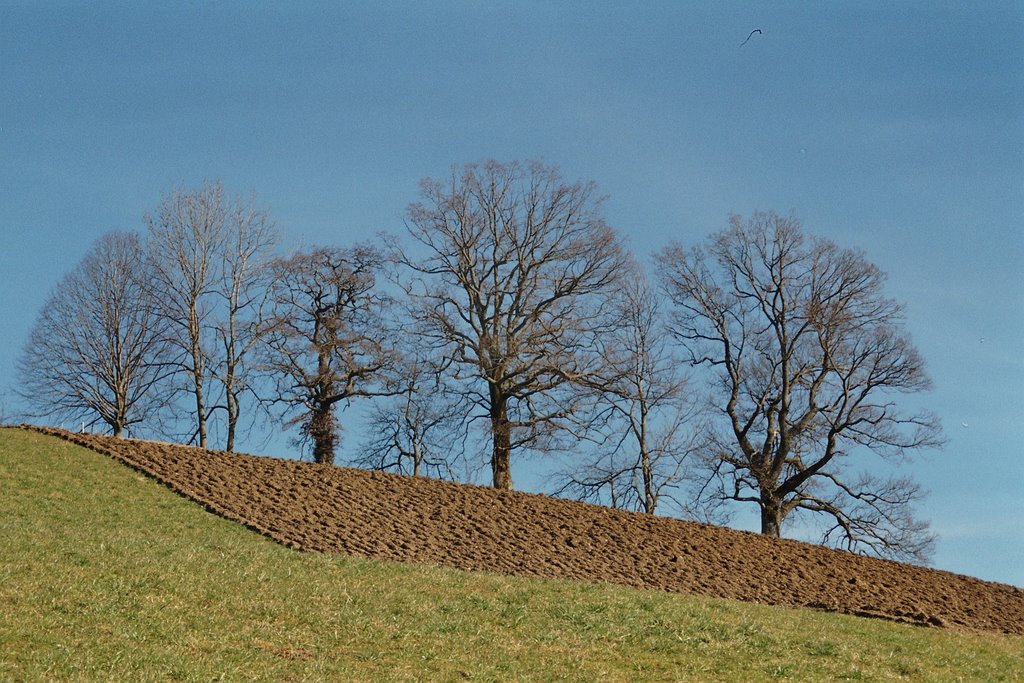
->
xmin=261 ymin=246 xmax=394 ymax=465
xmin=17 ymin=232 xmax=171 ymax=436
xmin=556 ymin=265 xmax=703 ymax=515
xmin=145 ymin=181 xmax=278 ymax=450
xmin=145 ymin=181 xmax=226 ymax=448
xmin=656 ymin=211 xmax=944 ymax=562
xmin=213 ymin=193 xmax=278 ymax=452
xmin=395 ymin=160 xmax=629 ymax=489
xmin=354 ymin=350 xmax=469 ymax=479
xmin=13 ymin=165 xmax=947 ymax=565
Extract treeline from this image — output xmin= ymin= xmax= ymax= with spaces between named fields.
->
xmin=16 ymin=160 xmax=944 ymax=562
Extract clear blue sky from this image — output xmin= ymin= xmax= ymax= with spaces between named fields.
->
xmin=2 ymin=2 xmax=1021 ymax=586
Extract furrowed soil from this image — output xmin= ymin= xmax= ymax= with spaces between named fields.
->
xmin=25 ymin=426 xmax=1024 ymax=635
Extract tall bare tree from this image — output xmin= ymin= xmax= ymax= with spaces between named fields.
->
xmin=556 ymin=265 xmax=701 ymax=515
xmin=17 ymin=232 xmax=171 ymax=436
xmin=262 ymin=246 xmax=394 ymax=465
xmin=656 ymin=211 xmax=943 ymax=562
xmin=212 ymin=195 xmax=277 ymax=452
xmin=145 ymin=181 xmax=226 ymax=448
xmin=394 ymin=160 xmax=628 ymax=489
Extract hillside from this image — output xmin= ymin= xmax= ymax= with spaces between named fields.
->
xmin=19 ymin=425 xmax=1023 ymax=636
xmin=3 ymin=427 xmax=1023 ymax=680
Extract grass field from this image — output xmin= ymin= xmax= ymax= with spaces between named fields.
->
xmin=1 ymin=427 xmax=1021 ymax=681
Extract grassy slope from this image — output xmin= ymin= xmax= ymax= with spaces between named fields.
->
xmin=0 ymin=428 xmax=1021 ymax=682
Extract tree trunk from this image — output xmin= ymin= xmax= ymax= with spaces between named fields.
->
xmin=225 ymin=387 xmax=237 ymax=452
xmin=309 ymin=399 xmax=337 ymax=465
xmin=223 ymin=305 xmax=240 ymax=453
xmin=309 ymin=349 xmax=339 ymax=465
xmin=187 ymin=304 xmax=208 ymax=449
xmin=191 ymin=328 xmax=207 ymax=449
xmin=112 ymin=395 xmax=126 ymax=438
xmin=490 ymin=394 xmax=513 ymax=489
xmin=639 ymin=410 xmax=655 ymax=513
xmin=641 ymin=446 xmax=655 ymax=514
xmin=760 ymin=495 xmax=783 ymax=537
xmin=188 ymin=305 xmax=207 ymax=448
xmin=193 ymin=375 xmax=207 ymax=448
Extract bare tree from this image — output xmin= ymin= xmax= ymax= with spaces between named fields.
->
xmin=145 ymin=181 xmax=226 ymax=448
xmin=556 ymin=265 xmax=701 ymax=515
xmin=212 ymin=195 xmax=277 ymax=451
xmin=261 ymin=246 xmax=394 ymax=465
xmin=354 ymin=350 xmax=468 ymax=479
xmin=17 ymin=232 xmax=171 ymax=436
xmin=656 ymin=211 xmax=943 ymax=562
xmin=393 ymin=160 xmax=628 ymax=489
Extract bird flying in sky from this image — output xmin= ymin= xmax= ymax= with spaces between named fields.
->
xmin=740 ymin=28 xmax=762 ymax=47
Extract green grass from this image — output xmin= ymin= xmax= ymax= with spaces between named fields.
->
xmin=1 ymin=427 xmax=1021 ymax=681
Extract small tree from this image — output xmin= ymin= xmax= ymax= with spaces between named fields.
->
xmin=394 ymin=160 xmax=628 ymax=489
xmin=354 ymin=351 xmax=468 ymax=479
xmin=556 ymin=265 xmax=701 ymax=515
xmin=17 ymin=232 xmax=171 ymax=436
xmin=656 ymin=211 xmax=943 ymax=562
xmin=262 ymin=246 xmax=394 ymax=465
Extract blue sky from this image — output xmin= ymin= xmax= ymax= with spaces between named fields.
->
xmin=1 ymin=2 xmax=1021 ymax=586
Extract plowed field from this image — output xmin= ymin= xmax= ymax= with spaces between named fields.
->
xmin=25 ymin=426 xmax=1023 ymax=635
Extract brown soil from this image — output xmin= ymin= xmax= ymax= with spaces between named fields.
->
xmin=26 ymin=426 xmax=1024 ymax=635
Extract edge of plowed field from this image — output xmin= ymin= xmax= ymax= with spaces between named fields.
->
xmin=17 ymin=424 xmax=1024 ymax=635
